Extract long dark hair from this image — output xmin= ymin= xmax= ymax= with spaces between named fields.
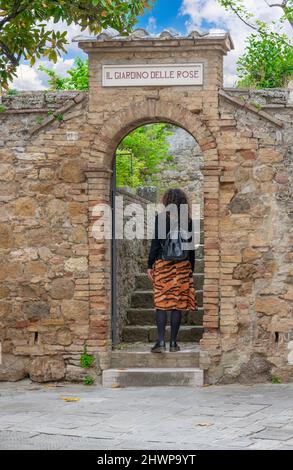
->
xmin=162 ymin=188 xmax=191 ymax=216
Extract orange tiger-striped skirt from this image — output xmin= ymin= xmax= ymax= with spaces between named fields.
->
xmin=153 ymin=259 xmax=196 ymax=311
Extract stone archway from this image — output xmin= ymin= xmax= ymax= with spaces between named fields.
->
xmin=1 ymin=29 xmax=291 ymax=385
xmin=86 ymin=99 xmax=222 ymax=370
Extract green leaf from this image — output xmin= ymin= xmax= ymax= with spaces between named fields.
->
xmin=0 ymin=0 xmax=154 ymax=88
xmin=236 ymin=30 xmax=293 ymax=88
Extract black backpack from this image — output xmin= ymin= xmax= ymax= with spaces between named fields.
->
xmin=161 ymin=227 xmax=190 ymax=262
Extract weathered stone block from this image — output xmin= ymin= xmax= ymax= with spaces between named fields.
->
xmin=233 ymin=263 xmax=257 ymax=281
xmin=60 ymin=160 xmax=86 ymax=183
xmin=69 ymin=226 xmax=88 ymax=244
xmin=0 ymin=262 xmax=23 ymax=281
xmin=238 ymin=354 xmax=272 ymax=384
xmin=0 ymin=164 xmax=15 ymax=181
xmin=253 ymin=165 xmax=275 ymax=182
xmin=242 ymin=247 xmax=261 ymax=262
xmin=10 ymin=197 xmax=37 ymax=217
xmin=0 ymin=224 xmax=13 ymax=249
xmin=29 ymin=356 xmax=65 ymax=382
xmin=229 ymin=195 xmax=250 ymax=214
xmin=0 ymin=354 xmax=29 ymax=381
xmin=46 ymin=198 xmax=67 ymax=221
xmin=23 ymin=301 xmax=50 ymax=320
xmin=255 ymin=297 xmax=288 ymax=316
xmin=0 ymin=285 xmax=10 ymax=299
xmin=24 ymin=261 xmax=47 ymax=277
xmin=68 ymin=202 xmax=87 ymax=218
xmin=61 ymin=299 xmax=89 ymax=320
xmin=39 ymin=168 xmax=55 ymax=180
xmin=56 ymin=327 xmax=73 ymax=346
xmin=50 ymin=278 xmax=75 ymax=300
xmin=258 ymin=148 xmax=283 ymax=164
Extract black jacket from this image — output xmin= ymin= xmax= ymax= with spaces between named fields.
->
xmin=148 ymin=213 xmax=195 ymax=271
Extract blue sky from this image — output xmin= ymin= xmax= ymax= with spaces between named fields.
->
xmin=11 ymin=0 xmax=289 ymax=90
xmin=138 ymin=0 xmax=188 ymax=34
xmin=137 ymin=0 xmax=221 ymax=35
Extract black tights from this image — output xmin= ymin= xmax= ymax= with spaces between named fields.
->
xmin=155 ymin=309 xmax=182 ymax=343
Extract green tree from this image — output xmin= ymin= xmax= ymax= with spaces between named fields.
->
xmin=237 ymin=31 xmax=293 ymax=88
xmin=217 ymin=1 xmax=293 ymax=33
xmin=217 ymin=0 xmax=293 ymax=87
xmin=0 ymin=0 xmax=154 ymax=88
xmin=39 ymin=57 xmax=89 ymax=90
xmin=116 ymin=124 xmax=174 ymax=188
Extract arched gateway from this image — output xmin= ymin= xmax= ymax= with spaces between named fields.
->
xmin=81 ymin=29 xmax=233 ymax=385
xmin=0 ymin=29 xmax=292 ymax=385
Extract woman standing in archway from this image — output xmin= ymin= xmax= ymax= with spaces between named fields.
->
xmin=147 ymin=189 xmax=196 ymax=353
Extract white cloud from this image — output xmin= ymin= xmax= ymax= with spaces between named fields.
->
xmin=180 ymin=0 xmax=291 ymax=86
xmin=11 ymin=57 xmax=75 ymax=90
xmin=11 ymin=65 xmax=46 ymax=91
xmin=147 ymin=16 xmax=157 ymax=34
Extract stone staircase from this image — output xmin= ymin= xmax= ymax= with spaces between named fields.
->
xmin=103 ymin=243 xmax=205 ymax=388
xmin=122 ymin=270 xmax=204 ymax=343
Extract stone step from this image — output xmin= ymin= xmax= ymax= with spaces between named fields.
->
xmin=102 ymin=367 xmax=204 ymax=388
xmin=122 ymin=325 xmax=203 ymax=343
xmin=131 ymin=290 xmax=203 ymax=309
xmin=111 ymin=343 xmax=200 ymax=368
xmin=127 ymin=308 xmax=204 ymax=326
xmin=135 ymin=273 xmax=204 ymax=291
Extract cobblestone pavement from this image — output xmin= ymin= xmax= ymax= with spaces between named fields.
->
xmin=0 ymin=380 xmax=293 ymax=450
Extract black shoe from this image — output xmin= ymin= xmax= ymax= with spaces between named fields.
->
xmin=170 ymin=342 xmax=180 ymax=352
xmin=151 ymin=341 xmax=166 ymax=353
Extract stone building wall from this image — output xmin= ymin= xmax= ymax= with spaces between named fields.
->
xmin=0 ymin=31 xmax=292 ymax=384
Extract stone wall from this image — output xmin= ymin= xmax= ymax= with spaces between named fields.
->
xmin=0 ymin=90 xmax=94 ymax=383
xmin=0 ymin=31 xmax=292 ymax=384
xmin=115 ymin=188 xmax=149 ymax=342
xmin=158 ymin=126 xmax=204 ymax=208
xmin=207 ymin=88 xmax=293 ymax=384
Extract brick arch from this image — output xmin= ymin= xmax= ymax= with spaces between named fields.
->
xmin=86 ymin=98 xmax=221 ymax=370
xmin=90 ymin=99 xmax=218 ymax=168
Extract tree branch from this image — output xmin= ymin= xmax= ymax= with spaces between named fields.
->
xmin=226 ymin=1 xmax=293 ymax=38
xmin=264 ymin=0 xmax=293 ymax=28
xmin=230 ymin=5 xmax=259 ymax=31
xmin=0 ymin=39 xmax=19 ymax=67
xmin=265 ymin=1 xmax=286 ymax=7
xmin=0 ymin=3 xmax=29 ymax=31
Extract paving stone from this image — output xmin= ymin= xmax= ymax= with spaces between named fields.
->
xmin=248 ymin=439 xmax=283 ymax=450
xmin=1 ymin=382 xmax=293 ymax=450
xmin=251 ymin=427 xmax=293 ymax=441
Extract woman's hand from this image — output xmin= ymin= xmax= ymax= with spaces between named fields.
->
xmin=147 ymin=269 xmax=154 ymax=283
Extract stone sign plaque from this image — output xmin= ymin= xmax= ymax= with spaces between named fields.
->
xmin=102 ymin=64 xmax=203 ymax=87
